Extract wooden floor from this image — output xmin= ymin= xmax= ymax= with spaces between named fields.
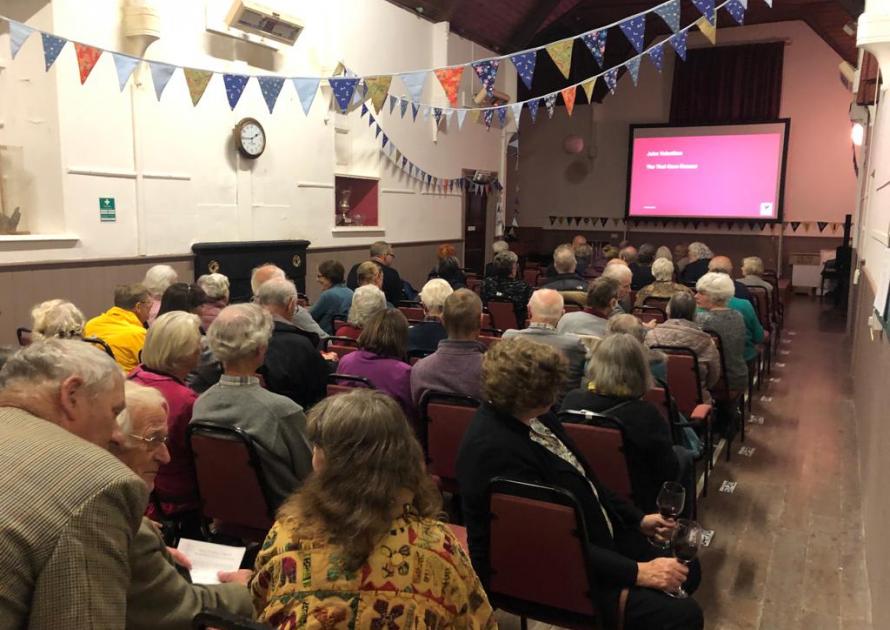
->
xmin=496 ymin=295 xmax=871 ymax=630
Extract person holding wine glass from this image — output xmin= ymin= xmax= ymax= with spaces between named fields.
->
xmin=655 ymin=482 xmax=687 ymax=549
xmin=457 ymin=337 xmax=704 ymax=630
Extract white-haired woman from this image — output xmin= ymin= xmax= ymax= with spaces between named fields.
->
xmin=738 ymin=256 xmax=774 ymax=298
xmin=634 ymin=259 xmax=693 ymax=307
xmin=408 ymin=278 xmax=454 ymax=355
xmin=655 ymin=246 xmax=673 ymax=262
xmin=679 ymin=242 xmax=713 ymax=285
xmin=694 ymin=272 xmax=747 ymax=393
xmin=30 ymin=299 xmax=85 ymax=340
xmin=196 ymin=272 xmax=230 ymax=330
xmin=129 ymin=311 xmax=203 ymax=521
xmin=336 ymin=285 xmax=386 ymax=340
xmin=143 ymin=265 xmax=179 ymax=325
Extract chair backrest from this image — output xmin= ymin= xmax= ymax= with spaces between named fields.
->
xmin=747 ymin=286 xmax=771 ymax=330
xmin=480 ymin=312 xmax=492 ymax=328
xmin=563 ymin=304 xmax=582 ymax=313
xmin=486 ymin=300 xmax=518 ymax=331
xmin=399 ymin=306 xmax=425 ymax=321
xmin=706 ymin=331 xmax=732 ymax=398
xmin=420 ymin=392 xmax=480 ymax=483
xmin=187 ymin=422 xmax=275 ymax=533
xmin=478 ymin=335 xmax=501 ymax=350
xmin=332 ymin=318 xmax=347 ymax=332
xmin=522 ymin=268 xmax=539 ymax=286
xmin=632 ymin=304 xmax=666 ymax=325
xmin=466 ymin=276 xmax=482 ymax=295
xmin=560 ymin=411 xmax=634 ymax=502
xmin=650 ymin=346 xmax=703 ymax=415
xmin=16 ymin=327 xmax=32 ymax=347
xmin=487 ymin=478 xmax=602 ymax=623
xmin=642 ymin=296 xmax=670 ymax=311
xmin=408 ymin=348 xmax=434 ymax=365
xmin=327 ymin=343 xmax=357 ymax=359
xmin=297 ymin=293 xmax=310 ymax=307
xmin=326 ymin=373 xmax=375 ymax=397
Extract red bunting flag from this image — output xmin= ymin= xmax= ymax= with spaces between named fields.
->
xmin=434 ymin=66 xmax=464 ymax=107
xmin=561 ymin=86 xmax=577 ymax=116
xmin=74 ymin=43 xmax=102 ymax=84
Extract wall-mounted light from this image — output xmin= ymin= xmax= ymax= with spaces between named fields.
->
xmin=852 ymin=122 xmax=865 ymax=146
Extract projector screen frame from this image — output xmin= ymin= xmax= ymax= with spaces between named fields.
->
xmin=624 ymin=119 xmax=792 ymax=224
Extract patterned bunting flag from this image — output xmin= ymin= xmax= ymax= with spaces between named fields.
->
xmin=375 ymin=125 xmax=382 ymax=138
xmin=149 ymin=62 xmax=177 ymax=101
xmin=471 ymin=59 xmax=500 ymax=96
xmin=581 ymin=31 xmax=608 ymax=68
xmin=510 ymin=51 xmax=537 ymax=90
xmin=496 ymin=106 xmax=507 ymax=127
xmin=360 ymin=102 xmax=369 ymax=117
xmin=257 ymin=76 xmax=284 ymax=113
xmin=654 ymin=0 xmax=681 ymax=33
xmin=582 ymin=78 xmax=596 ymax=103
xmin=434 ymin=107 xmax=443 ymax=125
xmin=546 ymin=40 xmax=574 ymax=80
xmin=382 ymin=134 xmax=389 ymax=149
xmin=74 ymin=44 xmax=102 ymax=84
xmin=482 ymin=109 xmax=494 ymax=129
xmin=433 ymin=66 xmax=464 ymax=107
xmin=389 ymin=94 xmax=398 ymax=114
xmin=604 ymin=67 xmax=619 ymax=93
xmin=368 ymin=113 xmax=376 ymax=126
xmin=329 ymin=77 xmax=360 ymax=112
xmin=456 ymin=108 xmax=468 ymax=130
xmin=692 ymin=0 xmax=716 ymax=24
xmin=365 ymin=75 xmax=393 ymax=114
xmin=411 ymin=102 xmax=420 ymax=121
xmin=561 ymin=86 xmax=577 ymax=116
xmin=223 ymin=74 xmax=250 ymax=110
xmin=527 ymin=98 xmax=540 ymax=124
xmin=399 ymin=98 xmax=409 ymax=118
xmin=544 ymin=94 xmax=557 ymax=119
xmin=696 ymin=16 xmax=717 ymax=45
xmin=726 ymin=0 xmax=746 ymax=25
xmin=9 ymin=21 xmax=34 ymax=59
xmin=817 ymin=221 xmax=828 ymax=233
xmin=510 ymin=102 xmax=524 ymax=125
xmin=292 ymin=78 xmax=320 ymax=115
xmin=619 ymin=15 xmax=646 ymax=54
xmin=648 ymin=44 xmax=665 ymax=72
xmin=112 ymin=53 xmax=139 ymax=91
xmin=41 ymin=33 xmax=67 ymax=71
xmin=184 ymin=68 xmax=213 ymax=106
xmin=399 ymin=71 xmax=427 ymax=102
xmin=670 ymin=31 xmax=688 ymax=61
xmin=626 ymin=57 xmax=641 ymax=86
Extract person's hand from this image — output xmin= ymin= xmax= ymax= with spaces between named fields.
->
xmin=218 ymin=569 xmax=253 ymax=586
xmin=636 ymin=558 xmax=688 ymax=591
xmin=167 ymin=547 xmax=192 ymax=570
xmin=321 ymin=351 xmax=339 ymax=362
xmin=640 ymin=513 xmax=676 ymax=543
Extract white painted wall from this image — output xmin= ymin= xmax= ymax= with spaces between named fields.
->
xmin=0 ymin=0 xmax=512 ymax=263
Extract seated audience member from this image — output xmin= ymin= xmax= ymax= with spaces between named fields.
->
xmin=251 ymin=263 xmax=328 ymax=344
xmin=158 ymin=282 xmax=209 ymax=322
xmin=619 ymin=245 xmax=639 ymax=264
xmin=337 ymin=308 xmax=415 ymax=419
xmin=193 ymin=304 xmax=313 ymax=508
xmin=310 ymin=260 xmax=354 ymax=335
xmin=503 ymin=289 xmax=587 ymax=394
xmin=257 ymin=278 xmax=328 ymax=410
xmin=708 ymin=256 xmax=752 ymax=301
xmin=143 ymin=264 xmax=178 ymax=324
xmin=607 ymin=314 xmax=667 ymax=383
xmin=679 ymin=242 xmax=713 ymax=285
xmin=0 ymin=339 xmax=145 ymax=628
xmin=630 ymin=243 xmax=657 ymax=291
xmin=655 ymin=245 xmax=673 ymax=261
xmin=601 ymin=244 xmax=619 ymax=262
xmin=634 ymin=258 xmax=694 ymax=307
xmin=129 ymin=311 xmax=202 ymax=519
xmin=337 ymin=284 xmax=387 ymax=340
xmin=739 ymin=256 xmax=775 ymax=298
xmin=561 ymin=334 xmax=681 ymax=513
xmin=84 ymin=283 xmax=152 ymax=372
xmin=30 ymin=299 xmax=85 ymax=339
xmin=409 ymin=279 xmax=453 ymax=354
xmin=346 ymin=240 xmax=403 ymax=306
xmin=484 ymin=239 xmax=510 ymax=277
xmin=645 ymin=293 xmax=721 ymax=402
xmin=674 ymin=243 xmax=690 ymax=273
xmin=542 ymin=244 xmax=588 ymax=292
xmin=456 ymin=338 xmax=703 ymax=630
xmin=695 ymin=273 xmax=749 ymax=392
xmin=481 ymin=250 xmax=534 ymax=324
xmin=436 ymin=255 xmax=467 ymax=289
xmin=355 ymin=260 xmax=394 ymax=308
xmin=411 ymin=289 xmax=485 ymax=406
xmin=557 ymin=276 xmax=619 ymax=339
xmin=252 ymin=390 xmax=495 ymax=628
xmin=111 ymin=382 xmax=252 ymax=629
xmin=603 ymin=262 xmax=633 ymax=314
xmin=573 ymin=234 xmax=592 ymax=275
xmin=196 ymin=272 xmax=230 ymax=330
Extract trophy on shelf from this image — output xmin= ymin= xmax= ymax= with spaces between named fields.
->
xmin=336 ymin=187 xmax=353 ymax=226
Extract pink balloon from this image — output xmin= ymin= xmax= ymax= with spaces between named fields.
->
xmin=563 ymin=135 xmax=584 ymax=154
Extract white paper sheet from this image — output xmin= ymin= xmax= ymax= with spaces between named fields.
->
xmin=176 ymin=538 xmax=246 ymax=585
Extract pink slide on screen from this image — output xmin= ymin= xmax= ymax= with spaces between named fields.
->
xmin=627 ymin=133 xmax=783 ymax=219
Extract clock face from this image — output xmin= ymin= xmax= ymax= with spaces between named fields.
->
xmin=236 ymin=119 xmax=266 ymax=158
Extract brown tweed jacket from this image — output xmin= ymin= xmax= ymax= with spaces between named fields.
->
xmin=0 ymin=407 xmax=147 ymax=629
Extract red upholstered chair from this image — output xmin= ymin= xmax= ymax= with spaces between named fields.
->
xmin=399 ymin=306 xmax=425 ymax=321
xmin=642 ymin=296 xmax=670 ymax=311
xmin=564 ymin=304 xmax=583 ymax=313
xmin=324 ymin=336 xmax=358 ymax=360
xmin=487 ymin=478 xmax=627 ymax=629
xmin=326 ymin=373 xmax=375 ymax=397
xmin=559 ymin=410 xmax=634 ymax=504
xmin=707 ymin=331 xmax=746 ymax=461
xmin=466 ymin=276 xmax=482 ymax=295
xmin=187 ymin=422 xmax=275 ymax=543
xmin=419 ymin=391 xmax=480 ymax=499
xmin=523 ymin=268 xmax=539 ymax=286
xmin=478 ymin=335 xmax=501 ymax=350
xmin=632 ymin=305 xmax=666 ymax=325
xmin=332 ymin=318 xmax=347 ymax=332
xmin=480 ymin=312 xmax=492 ymax=328
xmin=486 ymin=299 xmax=519 ymax=331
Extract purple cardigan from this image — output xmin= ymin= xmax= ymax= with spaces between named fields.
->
xmin=337 ymin=350 xmax=415 ymax=419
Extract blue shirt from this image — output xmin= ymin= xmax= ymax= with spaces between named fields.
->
xmin=309 ymin=284 xmax=353 ymax=335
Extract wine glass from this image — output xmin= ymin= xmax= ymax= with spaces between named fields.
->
xmin=666 ymin=519 xmax=702 ymax=599
xmin=651 ymin=481 xmax=685 ymax=548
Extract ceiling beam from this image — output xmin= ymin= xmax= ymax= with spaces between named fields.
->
xmin=507 ymin=0 xmax=565 ymax=51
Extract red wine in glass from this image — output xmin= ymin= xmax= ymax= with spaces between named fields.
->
xmin=666 ymin=519 xmax=702 ymax=599
xmin=652 ymin=482 xmax=685 ymax=548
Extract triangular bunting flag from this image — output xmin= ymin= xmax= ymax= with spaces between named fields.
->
xmin=365 ymin=75 xmax=393 ymax=114
xmin=670 ymin=31 xmax=688 ymax=61
xmin=456 ymin=108 xmax=468 ymax=129
xmin=184 ymin=68 xmax=213 ymax=106
xmin=389 ymin=94 xmax=398 ymax=114
xmin=546 ymin=40 xmax=574 ymax=80
xmin=41 ymin=33 xmax=67 ymax=71
xmin=790 ymin=221 xmax=800 ymax=232
xmin=352 ymin=82 xmax=365 ymax=105
xmin=292 ymin=78 xmax=320 ymax=115
xmin=604 ymin=67 xmax=619 ymax=93
xmin=619 ymin=15 xmax=646 ymax=54
xmin=648 ymin=44 xmax=665 ymax=72
xmin=471 ymin=59 xmax=500 ymax=96
xmin=527 ymin=98 xmax=540 ymax=124
xmin=692 ymin=0 xmax=716 ymax=24
xmin=433 ymin=66 xmax=464 ymax=107
xmin=726 ymin=0 xmax=746 ymax=25
xmin=544 ymin=93 xmax=557 ymax=119
xmin=399 ymin=71 xmax=427 ymax=102
xmin=581 ymin=31 xmax=608 ymax=68
xmin=600 ymin=217 xmax=609 ymax=226
xmin=361 ymin=103 xmax=369 ymax=117
xmin=422 ymin=105 xmax=431 ymax=120
xmin=411 ymin=102 xmax=420 ymax=121
xmin=549 ymin=216 xmax=557 ymax=225
xmin=223 ymin=74 xmax=249 ymax=110
xmin=382 ymin=134 xmax=389 ymax=149
xmin=582 ymin=78 xmax=596 ymax=103
xmin=149 ymin=62 xmax=177 ymax=101
xmin=112 ymin=53 xmax=140 ymax=91
xmin=74 ymin=43 xmax=102 ymax=84
xmin=696 ymin=16 xmax=717 ymax=45
xmin=817 ymin=221 xmax=828 ymax=233
xmin=763 ymin=0 xmax=772 ymax=6
xmin=561 ymin=86 xmax=577 ymax=116
xmin=258 ymin=76 xmax=285 ymax=113
xmin=9 ymin=21 xmax=34 ymax=59
xmin=626 ymin=57 xmax=641 ymax=86
xmin=496 ymin=106 xmax=507 ymax=127
xmin=400 ymin=99 xmax=409 ymax=118
xmin=329 ymin=77 xmax=360 ymax=112
xmin=510 ymin=51 xmax=537 ymax=90
xmin=510 ymin=102 xmax=524 ymax=125
xmin=482 ymin=109 xmax=494 ymax=129
xmin=368 ymin=113 xmax=376 ymax=126
xmin=654 ymin=0 xmax=681 ymax=33
xmin=434 ymin=107 xmax=443 ymax=125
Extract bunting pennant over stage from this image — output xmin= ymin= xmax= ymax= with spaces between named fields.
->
xmin=696 ymin=16 xmax=717 ymax=45
xmin=291 ymin=78 xmax=319 ymax=114
xmin=510 ymin=51 xmax=537 ymax=90
xmin=399 ymin=70 xmax=427 ymax=102
xmin=9 ymin=21 xmax=33 ymax=59
xmin=582 ymin=78 xmax=596 ymax=102
xmin=511 ymin=102 xmax=524 ymax=125
xmin=619 ymin=15 xmax=646 ymax=54
xmin=74 ymin=43 xmax=102 ymax=84
xmin=41 ymin=32 xmax=66 ymax=71
xmin=258 ymin=76 xmax=285 ymax=113
xmin=112 ymin=53 xmax=139 ymax=91
xmin=471 ymin=59 xmax=500 ymax=96
xmin=561 ymin=86 xmax=577 ymax=116
xmin=625 ymin=57 xmax=641 ymax=86
xmin=604 ymin=67 xmax=619 ymax=93
xmin=670 ymin=30 xmax=689 ymax=61
xmin=544 ymin=93 xmax=557 ymax=119
xmin=149 ymin=62 xmax=177 ymax=101
xmin=692 ymin=0 xmax=716 ymax=24
xmin=433 ymin=66 xmax=463 ymax=107
xmin=185 ymin=68 xmax=213 ymax=105
xmin=364 ymin=75 xmax=393 ymax=113
xmin=546 ymin=40 xmax=574 ymax=80
xmin=654 ymin=0 xmax=681 ymax=32
xmin=527 ymin=98 xmax=540 ymax=124
xmin=223 ymin=73 xmax=249 ymax=110
xmin=648 ymin=44 xmax=665 ymax=72
xmin=726 ymin=0 xmax=746 ymax=24
xmin=581 ymin=30 xmax=608 ymax=68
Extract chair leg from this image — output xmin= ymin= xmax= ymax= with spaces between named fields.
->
xmin=520 ymin=616 xmax=528 ymax=630
xmin=739 ymin=396 xmax=746 ymax=444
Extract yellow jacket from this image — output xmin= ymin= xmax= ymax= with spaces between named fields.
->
xmin=84 ymin=306 xmax=146 ymax=373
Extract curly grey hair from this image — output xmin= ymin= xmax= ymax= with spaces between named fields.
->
xmin=207 ymin=303 xmax=274 ymax=363
xmin=0 ymin=338 xmax=120 ymax=394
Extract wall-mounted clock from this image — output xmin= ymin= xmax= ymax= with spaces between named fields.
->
xmin=233 ymin=117 xmax=266 ymax=159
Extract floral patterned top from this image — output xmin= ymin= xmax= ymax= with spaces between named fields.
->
xmin=251 ymin=511 xmax=496 ymax=629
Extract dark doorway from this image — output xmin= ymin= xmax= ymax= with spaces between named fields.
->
xmin=464 ymin=187 xmax=488 ymax=274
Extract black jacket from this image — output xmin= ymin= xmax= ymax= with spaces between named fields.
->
xmin=559 ymin=390 xmax=679 ymax=514
xmin=456 ymin=403 xmax=644 ymax=588
xmin=260 ymin=320 xmax=329 ymax=409
xmin=347 ymin=260 xmax=403 ymax=306
xmin=407 ymin=320 xmax=448 ymax=355
xmin=541 ymin=273 xmax=588 ymax=292
xmin=679 ymin=258 xmax=710 ymax=285
xmin=480 ymin=276 xmax=534 ymax=324
xmin=733 ymin=279 xmax=752 ymax=302
xmin=630 ymin=263 xmax=655 ymax=291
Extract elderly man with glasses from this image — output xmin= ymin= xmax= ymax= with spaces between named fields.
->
xmin=346 ymin=240 xmax=404 ymax=306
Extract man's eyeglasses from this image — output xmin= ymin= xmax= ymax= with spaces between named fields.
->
xmin=128 ymin=433 xmax=169 ymax=448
